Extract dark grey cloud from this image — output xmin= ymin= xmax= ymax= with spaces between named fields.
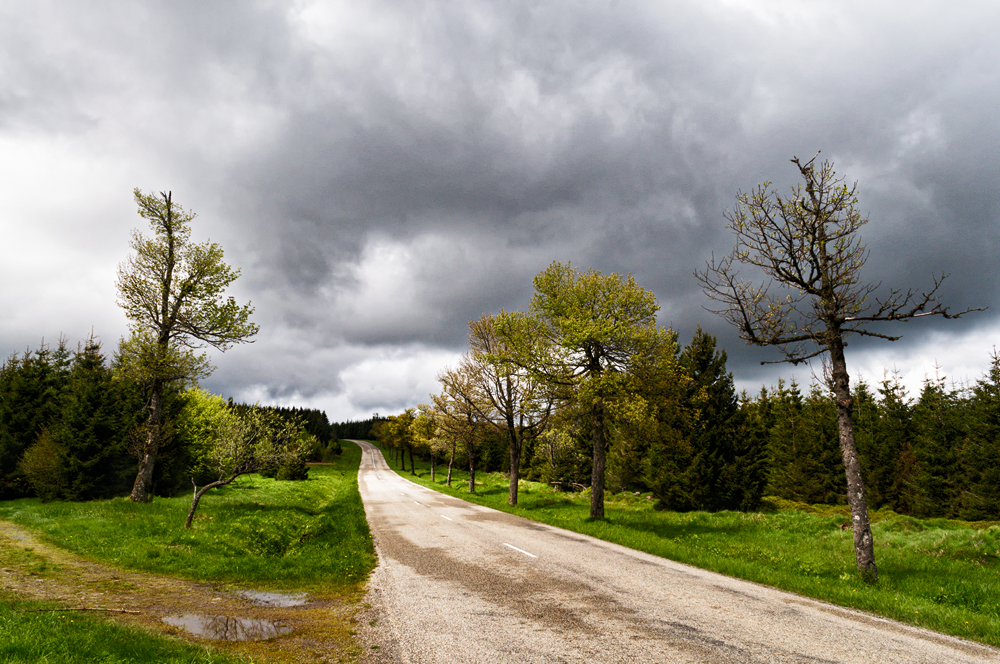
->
xmin=2 ymin=1 xmax=999 ymax=418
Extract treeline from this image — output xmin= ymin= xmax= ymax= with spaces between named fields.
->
xmin=376 ymin=327 xmax=767 ymax=511
xmin=0 ymin=336 xmax=340 ymax=501
xmin=753 ymin=358 xmax=1000 ymax=521
xmin=380 ymin=340 xmax=1000 ymax=521
xmin=330 ymin=416 xmax=388 ymax=442
xmin=373 ymin=260 xmax=1000 ymax=522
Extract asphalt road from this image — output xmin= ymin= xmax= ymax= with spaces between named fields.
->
xmin=350 ymin=440 xmax=999 ymax=663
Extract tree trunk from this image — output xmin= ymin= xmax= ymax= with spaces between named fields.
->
xmin=447 ymin=445 xmax=455 ymax=486
xmin=829 ymin=337 xmax=878 ymax=580
xmin=130 ymin=382 xmax=162 ymax=502
xmin=399 ymin=446 xmax=407 ymax=472
xmin=590 ymin=396 xmax=606 ymax=519
xmin=468 ymin=447 xmax=476 ymax=493
xmin=430 ymin=453 xmax=436 ymax=482
xmin=408 ymin=444 xmax=415 ymax=475
xmin=508 ymin=426 xmax=521 ymax=506
xmin=185 ymin=476 xmax=236 ymax=528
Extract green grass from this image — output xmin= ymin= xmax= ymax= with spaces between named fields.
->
xmin=386 ymin=448 xmax=1000 ymax=648
xmin=0 ymin=444 xmax=375 ymax=591
xmin=0 ymin=593 xmax=245 ymax=664
xmin=0 ymin=444 xmax=375 ymax=663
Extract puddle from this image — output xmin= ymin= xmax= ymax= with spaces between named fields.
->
xmin=162 ymin=614 xmax=292 ymax=641
xmin=235 ymin=589 xmax=309 ymax=607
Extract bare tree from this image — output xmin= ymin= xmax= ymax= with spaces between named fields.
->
xmin=697 ymin=154 xmax=982 ymax=580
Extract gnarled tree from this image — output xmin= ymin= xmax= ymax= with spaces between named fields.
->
xmin=697 ymin=154 xmax=981 ymax=580
xmin=117 ymin=190 xmax=258 ymax=502
xmin=184 ymin=407 xmax=303 ymax=528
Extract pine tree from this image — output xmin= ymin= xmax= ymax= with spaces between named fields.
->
xmin=0 ymin=339 xmax=71 ymax=498
xmin=767 ymin=380 xmax=844 ymax=504
xmin=956 ymin=352 xmax=1000 ymax=520
xmin=50 ymin=337 xmax=140 ymax=500
xmin=908 ymin=374 xmax=966 ymax=517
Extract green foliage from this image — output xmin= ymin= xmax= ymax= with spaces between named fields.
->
xmin=116 ymin=189 xmax=258 ymax=502
xmin=959 ymin=352 xmax=1000 ymax=520
xmin=176 ymin=388 xmax=237 ymax=484
xmin=0 ymin=339 xmax=71 ymax=498
xmin=50 ymin=338 xmax=142 ymax=501
xmin=908 ymin=376 xmax=967 ymax=517
xmin=18 ymin=430 xmax=65 ymax=502
xmin=644 ymin=328 xmax=767 ymax=512
xmin=1 ymin=337 xmax=143 ymax=501
xmin=116 ymin=190 xmax=258 ymax=360
xmin=765 ymin=380 xmax=845 ymax=504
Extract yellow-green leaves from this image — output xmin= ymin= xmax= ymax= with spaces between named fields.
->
xmin=115 ymin=190 xmax=258 ymax=381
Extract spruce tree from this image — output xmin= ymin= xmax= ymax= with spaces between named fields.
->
xmin=957 ymin=353 xmax=1000 ymax=520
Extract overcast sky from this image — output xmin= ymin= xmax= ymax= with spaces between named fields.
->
xmin=2 ymin=1 xmax=998 ymax=421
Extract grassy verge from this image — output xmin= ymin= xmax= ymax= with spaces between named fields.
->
xmin=0 ymin=443 xmax=375 ymax=663
xmin=0 ymin=444 xmax=374 ymax=591
xmin=383 ymin=447 xmax=1000 ymax=648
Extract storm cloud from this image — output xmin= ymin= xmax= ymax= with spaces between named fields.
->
xmin=2 ymin=1 xmax=998 ymax=418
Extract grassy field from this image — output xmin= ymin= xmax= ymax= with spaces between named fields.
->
xmin=0 ymin=444 xmax=375 ymax=663
xmin=381 ymin=446 xmax=1000 ymax=648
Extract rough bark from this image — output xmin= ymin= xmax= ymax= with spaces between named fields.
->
xmin=446 ymin=444 xmax=455 ymax=486
xmin=590 ymin=396 xmax=606 ymax=519
xmin=408 ymin=444 xmax=415 ymax=475
xmin=829 ymin=337 xmax=878 ymax=578
xmin=507 ymin=406 xmax=522 ymax=506
xmin=129 ymin=381 xmax=162 ymax=502
xmin=508 ymin=431 xmax=521 ymax=506
xmin=468 ymin=446 xmax=476 ymax=493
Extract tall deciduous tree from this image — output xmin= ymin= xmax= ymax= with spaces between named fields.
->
xmin=117 ymin=190 xmax=258 ymax=502
xmin=506 ymin=261 xmax=660 ymax=518
xmin=466 ymin=313 xmax=555 ymax=506
xmin=697 ymin=154 xmax=981 ymax=580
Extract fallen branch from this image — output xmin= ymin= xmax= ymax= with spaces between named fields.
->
xmin=22 ymin=607 xmax=141 ymax=614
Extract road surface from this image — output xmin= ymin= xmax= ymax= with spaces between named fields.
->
xmin=351 ymin=440 xmax=999 ymax=663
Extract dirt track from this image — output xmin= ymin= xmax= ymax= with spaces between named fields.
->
xmin=0 ymin=519 xmax=358 ymax=663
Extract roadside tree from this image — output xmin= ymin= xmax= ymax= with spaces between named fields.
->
xmin=697 ymin=154 xmax=981 ymax=579
xmin=466 ymin=313 xmax=556 ymax=505
xmin=503 ymin=261 xmax=659 ymax=518
xmin=435 ymin=366 xmax=488 ymax=493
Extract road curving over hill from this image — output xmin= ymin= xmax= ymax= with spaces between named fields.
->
xmin=350 ymin=440 xmax=999 ymax=664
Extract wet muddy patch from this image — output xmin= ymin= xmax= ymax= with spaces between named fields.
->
xmin=235 ymin=589 xmax=309 ymax=607
xmin=163 ymin=614 xmax=292 ymax=641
